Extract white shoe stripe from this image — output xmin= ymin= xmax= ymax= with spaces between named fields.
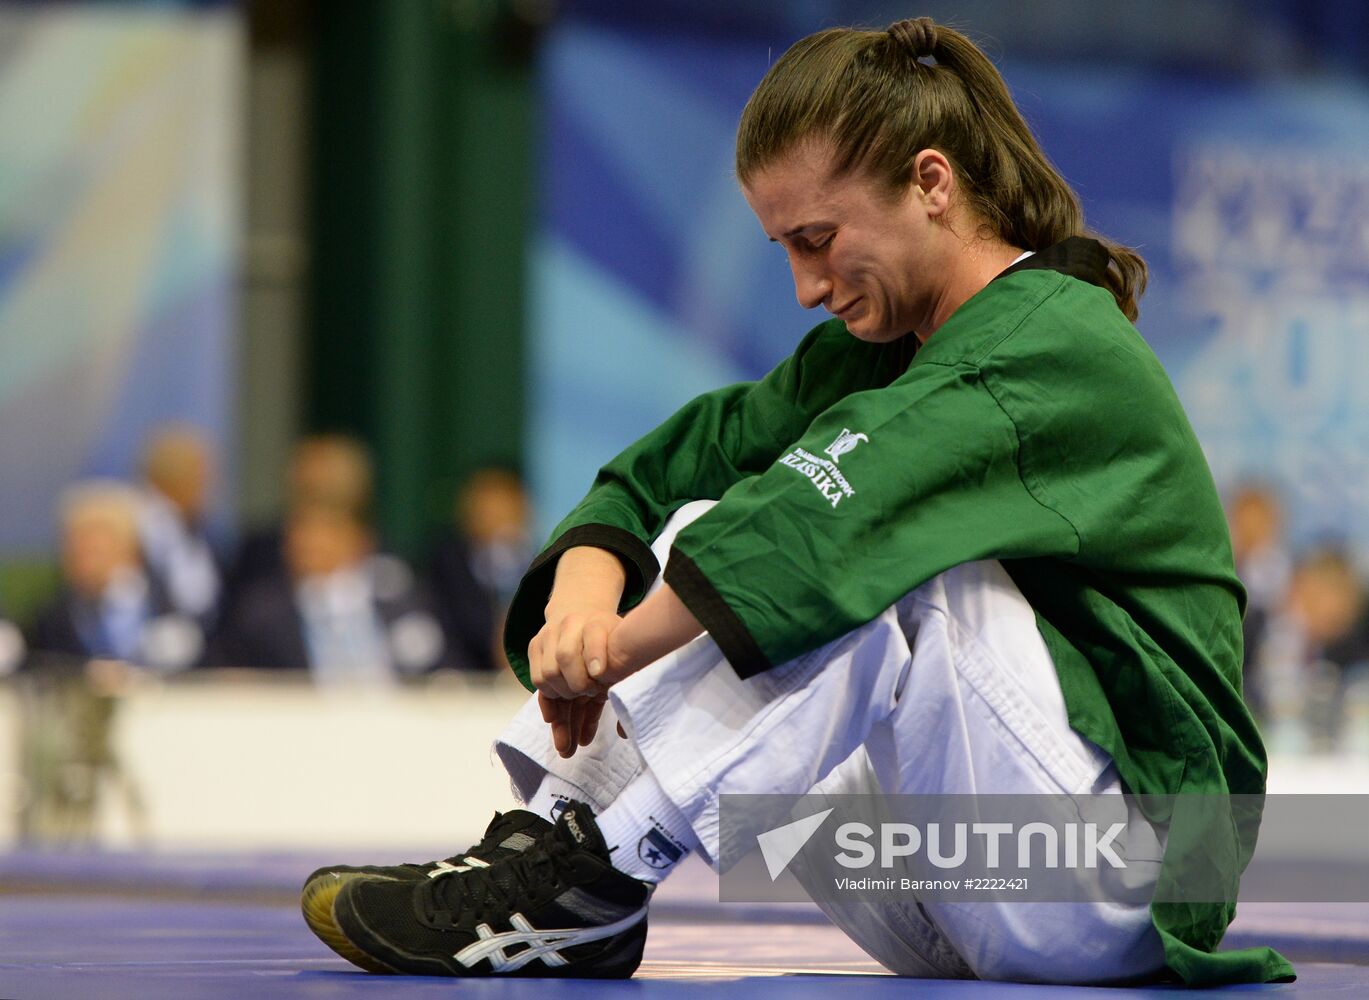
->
xmin=454 ymin=907 xmax=647 ymax=972
xmin=428 ymin=855 xmax=492 ymax=879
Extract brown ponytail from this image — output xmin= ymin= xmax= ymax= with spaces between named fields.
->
xmin=736 ymin=19 xmax=1148 ymax=320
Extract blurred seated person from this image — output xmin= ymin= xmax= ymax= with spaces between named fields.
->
xmin=1226 ymin=483 xmax=1291 ymax=717
xmin=1255 ymin=546 xmax=1364 ymax=751
xmin=1228 ymin=484 xmax=1292 ymax=612
xmin=428 ymin=467 xmax=533 ymax=672
xmin=209 ymin=501 xmax=447 ymax=684
xmin=224 ymin=434 xmax=375 ymax=612
xmin=0 ymin=601 xmax=25 ymax=677
xmin=136 ymin=424 xmax=224 ymax=631
xmin=28 ymin=481 xmax=203 ymax=672
xmin=1319 ymin=557 xmax=1369 ymax=752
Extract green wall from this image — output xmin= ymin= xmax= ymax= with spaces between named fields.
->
xmin=308 ymin=1 xmax=534 ymax=558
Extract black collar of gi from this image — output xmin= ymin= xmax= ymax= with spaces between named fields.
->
xmin=993 ymin=236 xmax=1110 ymax=289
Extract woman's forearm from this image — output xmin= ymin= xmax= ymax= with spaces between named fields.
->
xmin=546 ymin=546 xmax=627 ymax=619
xmin=599 ymin=583 xmax=703 ymax=681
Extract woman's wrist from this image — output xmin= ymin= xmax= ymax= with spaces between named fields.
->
xmin=546 ymin=546 xmax=628 ymax=619
xmin=601 ymin=584 xmax=704 ymax=682
xmin=603 ymin=620 xmax=636 ymax=679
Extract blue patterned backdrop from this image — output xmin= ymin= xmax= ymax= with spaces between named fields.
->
xmin=530 ymin=15 xmax=1369 ymax=556
xmin=0 ymin=4 xmax=239 ymax=555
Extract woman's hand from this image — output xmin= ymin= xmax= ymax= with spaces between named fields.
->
xmin=528 ymin=545 xmax=626 ymax=757
xmin=528 ymin=609 xmax=622 ymax=699
xmin=530 ymin=612 xmax=620 ymax=758
xmin=530 ymin=545 xmax=625 ymax=697
xmin=539 ymin=689 xmax=609 ymax=758
xmin=526 ymin=546 xmax=706 ymax=757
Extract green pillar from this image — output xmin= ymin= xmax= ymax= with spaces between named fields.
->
xmin=309 ymin=0 xmax=532 ymax=558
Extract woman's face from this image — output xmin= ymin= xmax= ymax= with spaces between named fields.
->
xmin=742 ymin=140 xmax=951 ymax=342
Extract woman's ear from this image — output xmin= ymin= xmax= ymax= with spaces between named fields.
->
xmin=912 ymin=149 xmax=954 ymax=217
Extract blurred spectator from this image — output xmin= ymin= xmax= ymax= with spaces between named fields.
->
xmin=428 ymin=467 xmax=534 ymax=672
xmin=223 ymin=434 xmax=376 ymax=612
xmin=0 ymin=601 xmax=24 ymax=677
xmin=1256 ymin=547 xmax=1365 ymax=752
xmin=1229 ymin=483 xmax=1292 ymax=612
xmin=209 ymin=501 xmax=447 ymax=684
xmin=28 ymin=481 xmax=203 ymax=672
xmin=1227 ymin=483 xmax=1292 ymax=717
xmin=136 ymin=424 xmax=224 ymax=631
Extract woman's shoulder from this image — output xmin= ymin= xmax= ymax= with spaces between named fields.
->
xmin=982 ymin=276 xmax=1169 ymax=385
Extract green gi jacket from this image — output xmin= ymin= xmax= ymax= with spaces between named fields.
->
xmin=504 ymin=238 xmax=1294 ymax=986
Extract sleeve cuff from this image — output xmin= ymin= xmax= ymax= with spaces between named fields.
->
xmin=531 ymin=523 xmax=659 ymax=606
xmin=664 ymin=547 xmax=774 ymax=678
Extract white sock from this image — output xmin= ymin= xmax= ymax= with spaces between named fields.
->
xmin=525 ymin=773 xmax=591 ymax=823
xmin=592 ymin=767 xmax=697 ymax=883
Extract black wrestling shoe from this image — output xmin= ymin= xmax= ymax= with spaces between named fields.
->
xmin=302 ymin=809 xmax=551 ymax=972
xmin=332 ymin=801 xmax=651 ymax=977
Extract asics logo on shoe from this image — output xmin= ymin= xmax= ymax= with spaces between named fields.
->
xmin=427 ymin=857 xmax=491 ymax=879
xmin=563 ymin=809 xmax=587 ymax=845
xmin=454 ymin=909 xmax=647 ymax=973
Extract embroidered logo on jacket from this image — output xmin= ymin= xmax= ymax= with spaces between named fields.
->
xmin=778 ymin=445 xmax=860 ymax=508
xmin=823 ymin=428 xmax=869 ymax=464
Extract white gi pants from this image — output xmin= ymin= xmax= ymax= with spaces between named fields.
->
xmin=494 ymin=501 xmax=1167 ymax=984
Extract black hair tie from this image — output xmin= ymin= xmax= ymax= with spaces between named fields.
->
xmin=888 ymin=17 xmax=939 ymax=58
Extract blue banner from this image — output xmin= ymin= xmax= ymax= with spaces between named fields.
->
xmin=0 ymin=5 xmax=240 ymax=555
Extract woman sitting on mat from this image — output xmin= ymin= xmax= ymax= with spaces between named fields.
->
xmin=304 ymin=16 xmax=1291 ymax=987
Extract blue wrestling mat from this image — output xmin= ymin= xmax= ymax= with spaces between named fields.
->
xmin=2 ymin=850 xmax=1367 ymax=998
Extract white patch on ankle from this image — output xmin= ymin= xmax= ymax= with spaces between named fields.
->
xmin=637 ymin=823 xmax=686 ymax=870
